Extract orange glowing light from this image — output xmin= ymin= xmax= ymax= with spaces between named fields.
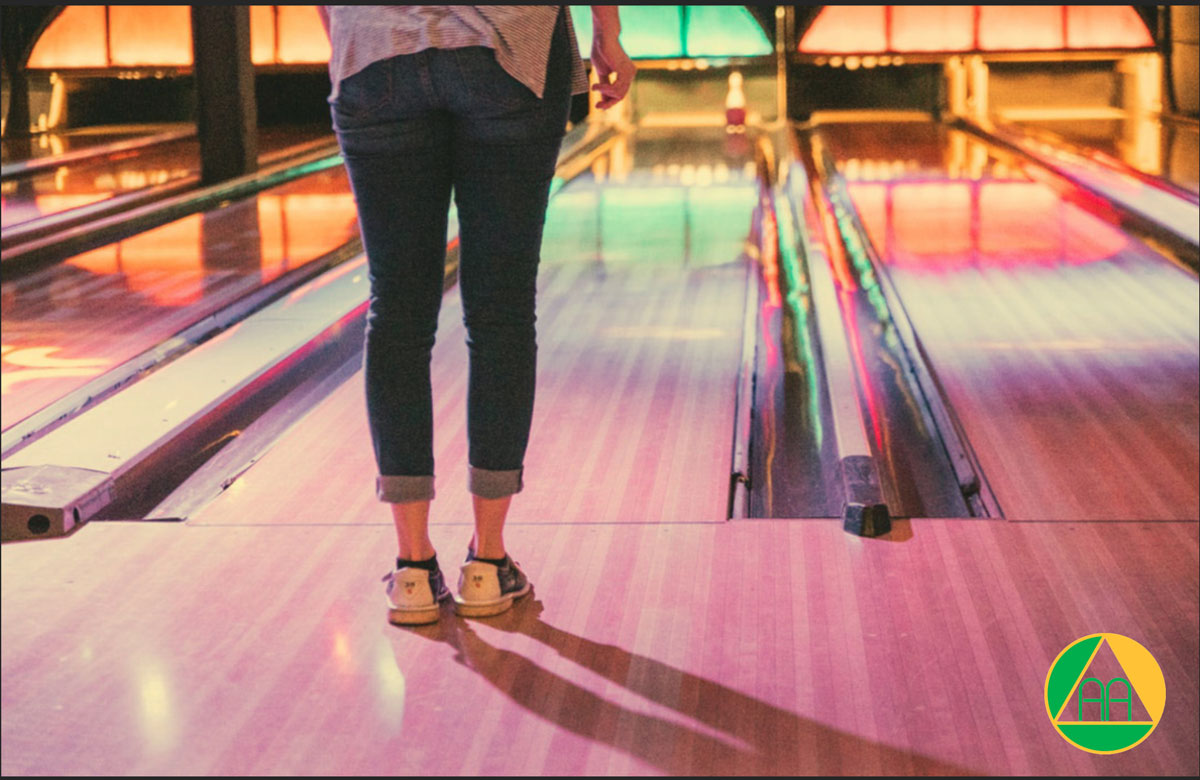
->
xmin=276 ymin=5 xmax=331 ymax=64
xmin=1 ymin=346 xmax=112 ymax=370
xmin=33 ymin=194 xmax=113 ymax=216
xmin=1 ymin=366 xmax=111 ymax=395
xmin=109 ymin=6 xmax=192 ymax=67
xmin=67 ymin=244 xmax=121 ymax=276
xmin=257 ymin=195 xmax=290 ymax=279
xmin=848 ymin=182 xmax=976 ymax=272
xmin=978 ymin=183 xmax=1064 ymax=257
xmin=802 ymin=6 xmax=888 ymax=54
xmin=890 ymin=183 xmax=974 ymax=266
xmin=27 ymin=6 xmax=334 ymax=70
xmin=1 ymin=346 xmax=111 ymax=395
xmin=259 ymin=192 xmax=358 ymax=280
xmin=847 ymin=180 xmax=1129 ymax=271
xmin=978 ymin=5 xmax=1064 ymax=51
xmin=250 ymin=5 xmax=277 ymax=65
xmin=67 ymin=216 xmax=206 ymax=307
xmin=799 ymin=5 xmax=1153 ymax=55
xmin=891 ymin=6 xmax=974 ymax=53
xmin=1066 ymin=6 xmax=1153 ymax=49
xmin=27 ymin=6 xmax=108 ymax=69
xmin=761 ymin=209 xmax=781 ymax=308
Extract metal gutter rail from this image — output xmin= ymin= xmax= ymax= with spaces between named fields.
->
xmin=727 ymin=132 xmax=774 ymax=520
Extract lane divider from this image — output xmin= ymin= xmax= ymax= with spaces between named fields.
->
xmin=781 ymin=131 xmax=890 ymax=536
xmin=727 ymin=133 xmax=773 ymax=519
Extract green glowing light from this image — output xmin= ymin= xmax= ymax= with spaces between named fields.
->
xmin=570 ymin=6 xmax=771 ymax=60
xmin=774 ymin=186 xmax=824 ymax=447
xmin=685 ymin=6 xmax=772 ymax=57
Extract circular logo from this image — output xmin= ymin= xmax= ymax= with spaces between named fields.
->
xmin=1045 ymin=633 xmax=1165 ymax=754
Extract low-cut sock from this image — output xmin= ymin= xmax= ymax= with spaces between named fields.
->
xmin=470 ymin=553 xmax=508 ymax=568
xmin=396 ymin=554 xmax=439 ymax=572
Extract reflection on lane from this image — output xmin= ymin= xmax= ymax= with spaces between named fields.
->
xmin=849 ymin=180 xmax=1130 ymax=270
xmin=0 ymin=123 xmax=191 ymax=165
xmin=0 ymin=124 xmax=333 ymax=230
xmin=822 ymin=120 xmax=1199 ymax=520
xmin=544 ymin=133 xmax=758 ymax=271
xmin=0 ymin=166 xmax=358 ymax=431
xmin=1007 ymin=115 xmax=1200 ymax=196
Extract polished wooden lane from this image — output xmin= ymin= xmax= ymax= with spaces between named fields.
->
xmin=2 ymin=519 xmax=1195 ymax=775
xmin=822 ymin=120 xmax=1199 ymax=521
xmin=0 ymin=165 xmax=358 ymax=432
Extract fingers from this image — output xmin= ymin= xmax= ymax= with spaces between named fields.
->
xmin=591 ymin=82 xmax=620 ymax=109
xmin=591 ymin=61 xmax=635 ymax=110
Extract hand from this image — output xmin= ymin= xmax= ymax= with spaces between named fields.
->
xmin=590 ymin=32 xmax=635 ymax=110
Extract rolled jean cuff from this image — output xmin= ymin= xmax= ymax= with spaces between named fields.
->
xmin=377 ymin=475 xmax=435 ymax=503
xmin=469 ymin=466 xmax=524 ymax=499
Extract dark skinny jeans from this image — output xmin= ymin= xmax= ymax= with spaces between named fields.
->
xmin=331 ymin=24 xmax=571 ymax=502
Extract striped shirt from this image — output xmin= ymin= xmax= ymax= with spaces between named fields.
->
xmin=325 ymin=6 xmax=589 ymax=101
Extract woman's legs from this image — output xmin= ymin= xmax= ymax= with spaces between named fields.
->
xmin=393 ymin=501 xmax=435 ymax=561
xmin=332 ymin=55 xmax=453 ymax=562
xmin=471 ymin=495 xmax=513 ymax=560
xmin=452 ymin=115 xmax=565 ymax=558
xmin=446 ymin=21 xmax=573 ymax=562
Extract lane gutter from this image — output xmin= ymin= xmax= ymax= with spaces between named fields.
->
xmin=808 ymin=131 xmax=1002 ymax=519
xmin=782 ymin=128 xmax=891 ymax=536
xmin=727 ymin=130 xmax=773 ymax=520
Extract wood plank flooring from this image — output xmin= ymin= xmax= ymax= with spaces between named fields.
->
xmin=3 ymin=519 xmax=1195 ymax=775
xmin=888 ymin=257 xmax=1199 ymax=520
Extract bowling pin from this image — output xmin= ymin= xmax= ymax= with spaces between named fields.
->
xmin=725 ymin=70 xmax=746 ymax=133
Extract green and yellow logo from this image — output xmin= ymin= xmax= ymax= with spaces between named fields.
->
xmin=1045 ymin=633 xmax=1165 ymax=754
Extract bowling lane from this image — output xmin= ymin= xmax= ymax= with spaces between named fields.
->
xmin=0 ymin=122 xmax=192 ymax=168
xmin=1 ymin=124 xmax=333 ymax=232
xmin=0 ymin=162 xmax=358 ymax=433
xmin=189 ymin=127 xmax=761 ymax=528
xmin=1007 ymin=115 xmax=1200 ymax=196
xmin=820 ymin=120 xmax=1199 ymax=521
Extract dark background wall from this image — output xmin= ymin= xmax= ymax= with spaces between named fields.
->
xmin=787 ymin=64 xmax=942 ymax=119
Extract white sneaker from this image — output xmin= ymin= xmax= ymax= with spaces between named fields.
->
xmin=383 ymin=566 xmax=451 ymax=625
xmin=453 ymin=554 xmax=531 ymax=617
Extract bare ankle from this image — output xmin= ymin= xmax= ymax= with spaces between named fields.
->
xmin=468 ymin=533 xmax=501 ymax=558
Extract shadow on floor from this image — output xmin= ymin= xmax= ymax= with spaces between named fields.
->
xmin=398 ymin=596 xmax=976 ymax=776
